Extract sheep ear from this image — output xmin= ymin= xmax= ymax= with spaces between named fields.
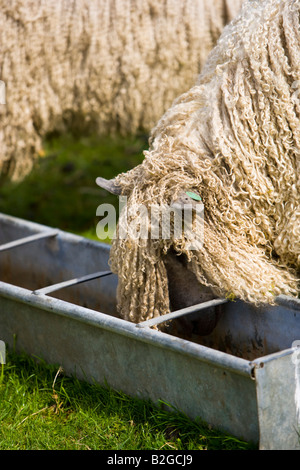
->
xmin=171 ymin=190 xmax=202 ymax=210
xmin=96 ymin=177 xmax=122 ymax=195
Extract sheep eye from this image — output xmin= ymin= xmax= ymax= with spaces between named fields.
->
xmin=186 ymin=191 xmax=202 ymax=201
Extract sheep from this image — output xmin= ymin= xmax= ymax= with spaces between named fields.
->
xmin=96 ymin=0 xmax=300 ymax=329
xmin=0 ymin=0 xmax=243 ymax=181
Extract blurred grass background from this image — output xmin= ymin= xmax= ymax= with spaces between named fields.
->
xmin=0 ymin=133 xmax=147 ymax=241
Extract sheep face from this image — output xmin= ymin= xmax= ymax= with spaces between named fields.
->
xmin=96 ymin=176 xmax=221 ymax=336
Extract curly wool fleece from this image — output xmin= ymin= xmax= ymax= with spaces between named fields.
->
xmin=0 ymin=0 xmax=243 ymax=180
xmin=110 ymin=0 xmax=300 ymax=323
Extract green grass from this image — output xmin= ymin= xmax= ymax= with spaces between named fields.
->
xmin=0 ymin=351 xmax=255 ymax=450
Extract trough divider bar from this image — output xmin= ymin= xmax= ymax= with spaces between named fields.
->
xmin=136 ymin=298 xmax=228 ymax=328
xmin=32 ymin=271 xmax=113 ymax=295
xmin=0 ymin=229 xmax=59 ymax=252
xmin=275 ymin=295 xmax=300 ymax=311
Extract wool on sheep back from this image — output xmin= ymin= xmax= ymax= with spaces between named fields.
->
xmin=108 ymin=0 xmax=300 ymax=324
xmin=0 ymin=0 xmax=243 ymax=180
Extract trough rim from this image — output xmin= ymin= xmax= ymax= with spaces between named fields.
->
xmin=0 ymin=279 xmax=254 ymax=378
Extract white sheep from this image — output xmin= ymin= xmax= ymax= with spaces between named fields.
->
xmin=97 ymin=0 xmax=300 ymax=325
xmin=0 ymin=0 xmax=243 ymax=180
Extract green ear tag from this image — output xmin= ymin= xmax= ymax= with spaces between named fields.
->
xmin=186 ymin=191 xmax=202 ymax=201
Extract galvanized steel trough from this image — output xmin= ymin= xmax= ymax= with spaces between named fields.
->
xmin=0 ymin=212 xmax=299 ymax=450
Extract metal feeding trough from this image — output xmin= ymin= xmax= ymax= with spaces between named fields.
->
xmin=0 ymin=212 xmax=299 ymax=450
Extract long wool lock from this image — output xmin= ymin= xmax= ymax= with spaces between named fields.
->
xmin=98 ymin=0 xmax=300 ymax=325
